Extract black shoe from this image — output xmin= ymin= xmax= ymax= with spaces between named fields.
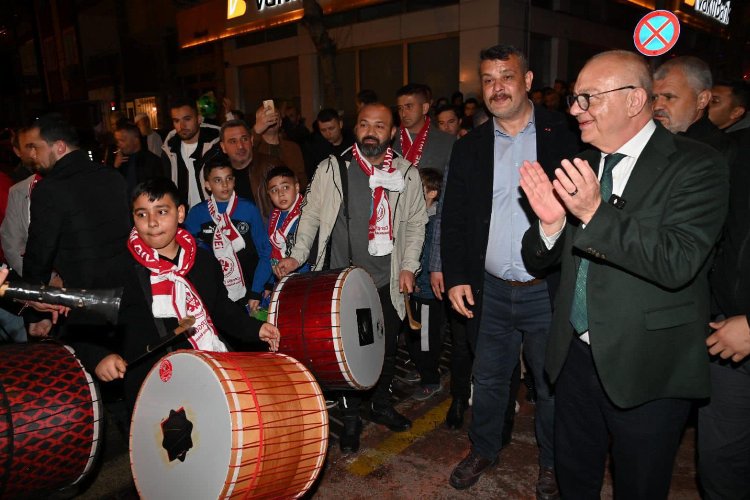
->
xmin=445 ymin=398 xmax=468 ymax=429
xmin=524 ymin=376 xmax=537 ymax=404
xmin=501 ymin=413 xmax=515 ymax=448
xmin=536 ymin=467 xmax=560 ymax=500
xmin=449 ymin=450 xmax=498 ymax=490
xmin=339 ymin=416 xmax=362 ymax=453
xmin=369 ymin=404 xmax=411 ymax=432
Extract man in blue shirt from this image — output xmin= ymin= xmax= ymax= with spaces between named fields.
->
xmin=441 ymin=45 xmax=578 ymax=495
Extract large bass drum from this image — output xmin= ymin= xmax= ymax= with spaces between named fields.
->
xmin=0 ymin=342 xmax=102 ymax=498
xmin=130 ymin=351 xmax=328 ymax=499
xmin=268 ymin=267 xmax=385 ymax=390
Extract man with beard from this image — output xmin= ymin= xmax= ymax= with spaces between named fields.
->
xmin=23 ymin=113 xmax=131 ymax=338
xmin=2 ymin=127 xmax=45 ymax=274
xmin=442 ymin=44 xmax=578 ymax=495
xmin=162 ymin=98 xmax=221 ymax=208
xmin=394 ymin=83 xmax=455 ymax=173
xmin=274 ymin=103 xmax=427 ymax=453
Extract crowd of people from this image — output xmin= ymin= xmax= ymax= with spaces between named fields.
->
xmin=1 ymin=42 xmax=749 ymax=499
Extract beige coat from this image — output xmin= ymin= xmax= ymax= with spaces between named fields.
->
xmin=289 ymin=153 xmax=427 ymax=319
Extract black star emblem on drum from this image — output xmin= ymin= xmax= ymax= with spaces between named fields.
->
xmin=160 ymin=408 xmax=194 ymax=462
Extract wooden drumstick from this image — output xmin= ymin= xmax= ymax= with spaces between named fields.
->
xmin=403 ymin=293 xmax=421 ymax=330
xmin=127 ymin=316 xmax=196 ymax=366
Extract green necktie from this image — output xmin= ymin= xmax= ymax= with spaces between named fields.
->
xmin=569 ymin=153 xmax=626 ymax=334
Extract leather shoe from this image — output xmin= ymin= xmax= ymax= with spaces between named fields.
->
xmin=369 ymin=404 xmax=411 ymax=432
xmin=449 ymin=450 xmax=497 ymax=490
xmin=445 ymin=398 xmax=468 ymax=429
xmin=536 ymin=467 xmax=560 ymax=500
xmin=339 ymin=416 xmax=362 ymax=453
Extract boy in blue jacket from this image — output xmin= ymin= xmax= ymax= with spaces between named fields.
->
xmin=185 ymin=157 xmax=272 ymax=313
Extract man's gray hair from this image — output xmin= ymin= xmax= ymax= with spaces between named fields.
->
xmin=654 ymin=56 xmax=713 ymax=93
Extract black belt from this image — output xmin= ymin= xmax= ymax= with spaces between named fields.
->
xmin=499 ymin=277 xmax=544 ymax=287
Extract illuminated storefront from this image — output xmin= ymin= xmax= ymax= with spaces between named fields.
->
xmin=176 ymin=0 xmax=741 ymax=123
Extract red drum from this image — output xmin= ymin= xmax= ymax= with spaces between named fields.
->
xmin=268 ymin=267 xmax=385 ymax=390
xmin=0 ymin=342 xmax=102 ymax=497
xmin=130 ymin=351 xmax=328 ymax=499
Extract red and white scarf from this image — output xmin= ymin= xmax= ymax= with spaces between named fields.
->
xmin=399 ymin=115 xmax=430 ymax=167
xmin=268 ymin=193 xmax=303 ymax=262
xmin=207 ymin=193 xmax=246 ymax=302
xmin=352 ymin=144 xmax=404 ymax=256
xmin=127 ymin=227 xmax=227 ymax=352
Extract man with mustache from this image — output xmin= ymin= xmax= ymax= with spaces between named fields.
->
xmin=441 ymin=44 xmax=578 ymax=495
xmin=275 ymin=103 xmax=427 ymax=454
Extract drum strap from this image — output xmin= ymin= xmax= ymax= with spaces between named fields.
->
xmin=335 ymin=155 xmax=354 ymax=266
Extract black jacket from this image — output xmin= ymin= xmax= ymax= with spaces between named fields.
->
xmin=24 ymin=149 xmax=131 ymax=289
xmin=118 ymin=149 xmax=168 ymax=196
xmin=441 ymin=105 xmax=579 ymax=345
xmin=75 ymin=249 xmax=265 ymax=411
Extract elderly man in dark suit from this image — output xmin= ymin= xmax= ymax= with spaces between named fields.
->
xmin=442 ymin=44 xmax=578 ymax=496
xmin=519 ymin=50 xmax=729 ymax=499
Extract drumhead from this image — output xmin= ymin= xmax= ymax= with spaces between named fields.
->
xmin=130 ymin=351 xmax=233 ymax=499
xmin=335 ymin=267 xmax=385 ymax=389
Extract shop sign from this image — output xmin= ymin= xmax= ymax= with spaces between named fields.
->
xmin=685 ymin=0 xmax=731 ymax=25
xmin=228 ymin=0 xmax=299 ymax=19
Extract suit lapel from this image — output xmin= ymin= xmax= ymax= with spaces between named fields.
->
xmin=476 ymin=120 xmax=496 ymax=205
xmin=620 ymin=126 xmax=674 ymax=208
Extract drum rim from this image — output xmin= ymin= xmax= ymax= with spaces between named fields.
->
xmin=64 ymin=344 xmax=104 ymax=487
xmin=270 ymin=266 xmax=382 ymax=390
xmin=130 ymin=350 xmax=329 ymax=499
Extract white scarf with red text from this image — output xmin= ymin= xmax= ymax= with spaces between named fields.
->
xmin=127 ymin=227 xmax=227 ymax=352
xmin=268 ymin=193 xmax=303 ymax=261
xmin=207 ymin=192 xmax=246 ymax=301
xmin=399 ymin=115 xmax=430 ymax=167
xmin=352 ymin=144 xmax=404 ymax=256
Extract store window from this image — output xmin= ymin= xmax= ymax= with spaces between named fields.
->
xmin=359 ymin=44 xmax=403 ymax=110
xmin=408 ymin=37 xmax=459 ymax=103
xmin=238 ymin=57 xmax=300 ymax=116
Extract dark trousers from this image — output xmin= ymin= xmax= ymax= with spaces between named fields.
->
xmin=448 ymin=306 xmax=472 ymax=401
xmin=698 ymin=358 xmax=750 ymax=500
xmin=406 ymin=296 xmax=444 ymax=385
xmin=340 ymin=285 xmax=401 ymax=415
xmin=556 ymin=338 xmax=692 ymax=499
xmin=469 ymin=273 xmax=554 ymax=467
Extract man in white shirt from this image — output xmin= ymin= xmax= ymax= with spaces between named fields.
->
xmin=161 ymin=99 xmax=220 ymax=207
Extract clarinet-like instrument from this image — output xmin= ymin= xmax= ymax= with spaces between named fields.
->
xmin=0 ymin=282 xmax=123 ymax=324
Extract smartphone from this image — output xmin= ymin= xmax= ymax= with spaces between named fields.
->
xmin=263 ymin=99 xmax=275 ymax=114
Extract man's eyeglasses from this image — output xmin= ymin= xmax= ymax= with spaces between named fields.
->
xmin=566 ymin=86 xmax=636 ymax=111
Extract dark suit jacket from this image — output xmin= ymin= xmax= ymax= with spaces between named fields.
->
xmin=441 ymin=105 xmax=579 ymax=345
xmin=521 ymin=124 xmax=729 ymax=408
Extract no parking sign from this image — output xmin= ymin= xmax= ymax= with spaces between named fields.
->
xmin=633 ymin=10 xmax=681 ymax=57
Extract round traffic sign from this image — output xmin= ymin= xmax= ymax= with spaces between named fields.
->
xmin=633 ymin=10 xmax=681 ymax=57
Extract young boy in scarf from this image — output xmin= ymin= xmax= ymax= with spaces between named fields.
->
xmin=89 ymin=178 xmax=279 ymax=411
xmin=266 ymin=166 xmax=310 ymax=272
xmin=184 ymin=157 xmax=272 ymax=314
